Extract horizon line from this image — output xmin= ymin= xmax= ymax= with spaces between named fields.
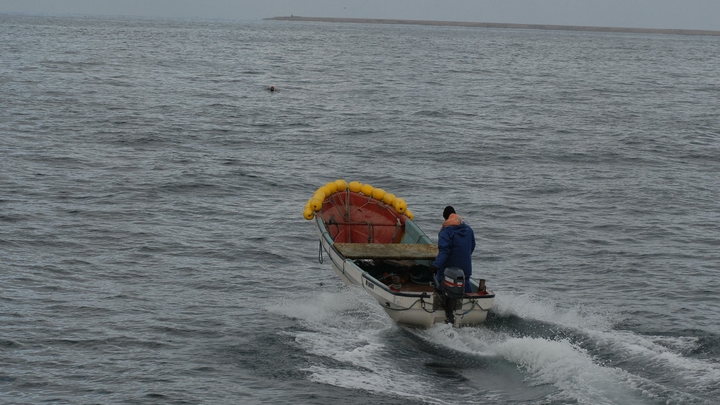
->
xmin=266 ymin=16 xmax=720 ymax=37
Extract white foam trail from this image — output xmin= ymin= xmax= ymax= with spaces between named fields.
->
xmin=269 ymin=289 xmax=718 ymax=404
xmin=414 ymin=325 xmax=648 ymax=405
xmin=304 ymin=366 xmax=449 ymax=404
xmin=268 ymin=289 xmax=451 ymax=403
xmin=411 ymin=290 xmax=719 ymax=404
xmin=588 ymin=330 xmax=720 ymax=392
xmin=492 ymin=291 xmax=614 ymax=331
xmin=488 ymin=292 xmax=719 ymax=402
xmin=493 ymin=336 xmax=646 ymax=404
xmin=296 ymin=329 xmax=448 ymax=405
xmin=267 ymin=289 xmax=366 ymax=325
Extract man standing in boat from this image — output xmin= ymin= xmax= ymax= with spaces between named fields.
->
xmin=431 ymin=206 xmax=476 ymax=293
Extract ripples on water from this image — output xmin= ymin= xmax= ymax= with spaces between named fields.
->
xmin=1 ymin=14 xmax=719 ymax=404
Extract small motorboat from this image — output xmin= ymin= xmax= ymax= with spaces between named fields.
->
xmin=304 ymin=180 xmax=494 ymax=328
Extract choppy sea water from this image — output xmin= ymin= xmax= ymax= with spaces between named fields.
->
xmin=1 ymin=13 xmax=719 ymax=405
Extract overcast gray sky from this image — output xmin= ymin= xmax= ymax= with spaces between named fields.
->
xmin=3 ymin=0 xmax=720 ymax=31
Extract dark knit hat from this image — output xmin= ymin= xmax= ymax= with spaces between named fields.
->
xmin=443 ymin=206 xmax=456 ymax=220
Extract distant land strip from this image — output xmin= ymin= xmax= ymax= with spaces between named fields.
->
xmin=266 ymin=16 xmax=720 ymax=37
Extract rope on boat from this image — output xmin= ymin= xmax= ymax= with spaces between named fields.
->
xmin=459 ymin=299 xmax=492 ymax=317
xmin=389 ymin=217 xmax=402 ymax=242
xmin=383 ymin=297 xmax=428 ymax=312
xmin=383 ymin=294 xmax=437 ymax=314
xmin=318 ymin=240 xmax=324 ymax=264
xmin=470 ymin=297 xmax=492 ymax=311
xmin=394 ymin=297 xmax=491 ymax=320
xmin=420 ymin=294 xmax=436 ymax=314
xmin=384 ymin=295 xmax=491 ymax=315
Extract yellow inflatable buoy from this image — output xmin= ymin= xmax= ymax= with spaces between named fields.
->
xmin=360 ymin=183 xmax=374 ymax=196
xmin=371 ymin=188 xmax=386 ymax=200
xmin=334 ymin=179 xmax=348 ymax=192
xmin=405 ymin=210 xmax=414 ymax=220
xmin=393 ymin=198 xmax=407 ymax=214
xmin=319 ymin=185 xmax=332 ymax=198
xmin=313 ymin=191 xmax=325 ymax=201
xmin=303 ymin=206 xmax=315 ymax=220
xmin=348 ymin=181 xmax=362 ymax=193
xmin=310 ymin=198 xmax=323 ymax=211
xmin=382 ymin=193 xmax=395 ymax=205
xmin=325 ymin=182 xmax=338 ymax=194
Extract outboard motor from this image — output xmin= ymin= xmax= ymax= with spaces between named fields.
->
xmin=440 ymin=267 xmax=465 ymax=299
xmin=435 ymin=267 xmax=465 ymax=324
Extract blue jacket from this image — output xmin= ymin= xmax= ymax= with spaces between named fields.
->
xmin=433 ymin=220 xmax=475 ymax=278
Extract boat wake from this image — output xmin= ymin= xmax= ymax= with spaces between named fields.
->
xmin=267 ymin=289 xmax=719 ymax=405
xmin=483 ymin=292 xmax=719 ymax=404
xmin=267 ymin=288 xmax=461 ymax=404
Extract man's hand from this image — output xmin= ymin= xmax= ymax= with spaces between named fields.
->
xmin=429 ymin=264 xmax=438 ymax=275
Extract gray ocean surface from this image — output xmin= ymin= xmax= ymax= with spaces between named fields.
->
xmin=1 ymin=13 xmax=719 ymax=405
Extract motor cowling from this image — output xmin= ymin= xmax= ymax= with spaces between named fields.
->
xmin=440 ymin=267 xmax=465 ymax=299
